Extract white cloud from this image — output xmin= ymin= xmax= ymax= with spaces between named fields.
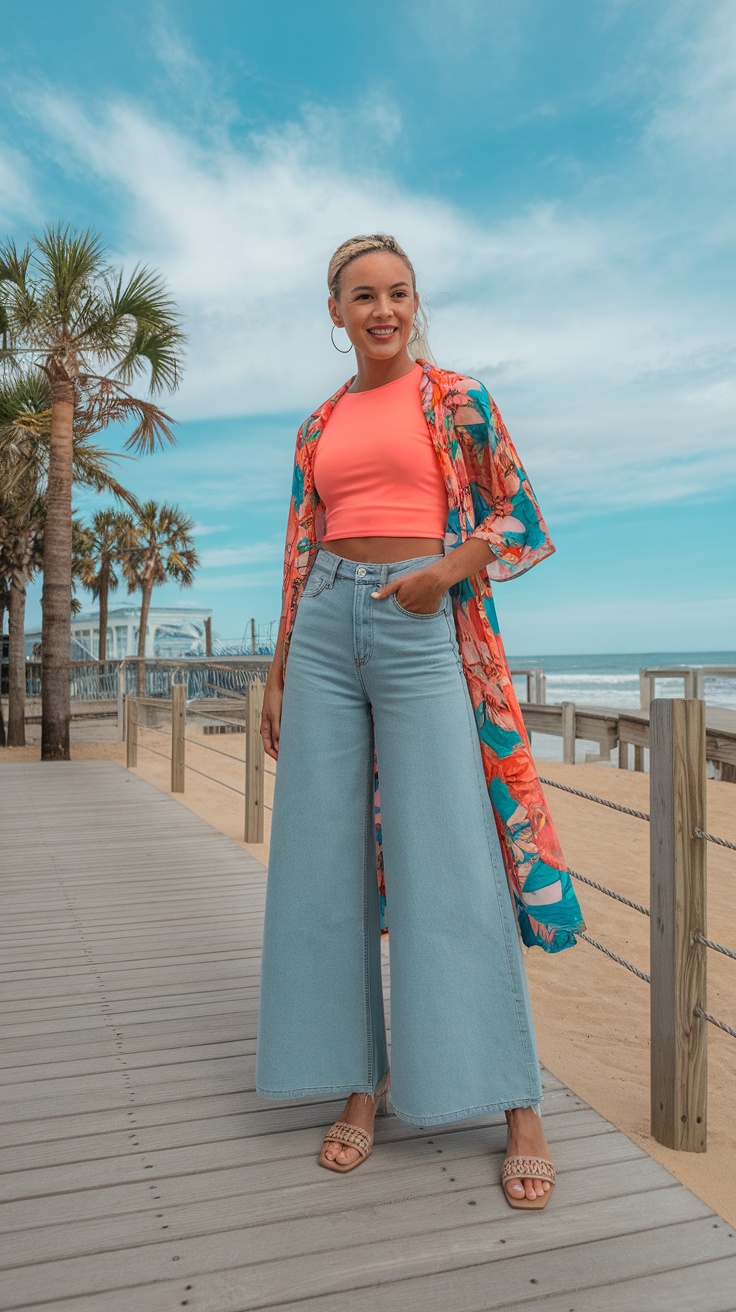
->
xmin=645 ymin=2 xmax=736 ymax=165
xmin=0 ymin=147 xmax=37 ymax=226
xmin=199 ymin=540 xmax=281 ymax=569
xmin=192 ymin=522 xmax=230 ymax=537
xmin=15 ymin=49 xmax=736 ymax=515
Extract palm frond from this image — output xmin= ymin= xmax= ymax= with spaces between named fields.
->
xmin=75 ymin=377 xmax=177 ymax=452
xmin=97 ymin=265 xmax=186 ymax=395
xmin=70 ymin=442 xmax=141 ymax=514
xmin=0 ymin=239 xmax=32 ymax=289
xmin=33 ymin=224 xmax=108 ymax=326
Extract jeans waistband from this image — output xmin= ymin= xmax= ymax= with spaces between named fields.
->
xmin=313 ymin=545 xmax=446 ymax=588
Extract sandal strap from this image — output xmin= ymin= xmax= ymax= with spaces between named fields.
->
xmin=502 ymin=1155 xmax=556 ymax=1185
xmin=323 ymin=1120 xmax=372 ymax=1159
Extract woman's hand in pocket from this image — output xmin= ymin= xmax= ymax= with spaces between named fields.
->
xmin=371 ymin=565 xmax=446 ymax=615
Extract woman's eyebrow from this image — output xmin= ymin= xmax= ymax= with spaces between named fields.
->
xmin=349 ymin=281 xmax=412 ymax=292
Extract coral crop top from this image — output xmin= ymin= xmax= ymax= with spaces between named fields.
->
xmin=313 ymin=363 xmax=448 ymax=540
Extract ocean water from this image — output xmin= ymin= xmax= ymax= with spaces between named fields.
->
xmin=506 ymin=650 xmax=736 ymax=765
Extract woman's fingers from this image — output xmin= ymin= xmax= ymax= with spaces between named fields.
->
xmin=260 ymin=711 xmax=280 ymax=760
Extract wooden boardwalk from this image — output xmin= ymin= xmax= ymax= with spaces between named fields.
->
xmin=2 ymin=762 xmax=736 ymax=1312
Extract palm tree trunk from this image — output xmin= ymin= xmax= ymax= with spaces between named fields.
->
xmin=136 ymin=582 xmax=152 ymax=695
xmin=41 ymin=380 xmax=75 ymax=760
xmin=98 ymin=562 xmax=109 ymax=663
xmin=8 ymin=575 xmax=26 ymax=747
xmin=0 ymin=604 xmax=6 ymax=749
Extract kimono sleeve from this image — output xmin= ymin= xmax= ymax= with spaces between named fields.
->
xmin=456 ymin=378 xmax=555 ymax=582
xmin=281 ymin=422 xmax=315 ymax=621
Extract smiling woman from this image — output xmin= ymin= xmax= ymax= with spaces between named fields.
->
xmin=255 ymin=231 xmax=583 ymax=1209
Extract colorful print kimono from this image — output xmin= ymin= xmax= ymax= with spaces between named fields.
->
xmin=280 ymin=358 xmax=585 ymax=953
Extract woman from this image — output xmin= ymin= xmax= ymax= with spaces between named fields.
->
xmin=256 ymin=233 xmax=584 ymax=1209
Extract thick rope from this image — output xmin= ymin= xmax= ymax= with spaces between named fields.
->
xmin=578 ymin=932 xmax=651 ymax=983
xmin=694 ymin=827 xmax=736 ymax=853
xmin=693 ymin=932 xmax=736 ymax=963
xmin=695 ymin=1006 xmax=736 ymax=1041
xmin=569 ymin=867 xmax=649 ymax=917
xmin=184 ymin=762 xmax=246 ymax=796
xmin=539 ymin=776 xmax=650 ymax=822
xmin=183 ymin=735 xmax=245 ymax=763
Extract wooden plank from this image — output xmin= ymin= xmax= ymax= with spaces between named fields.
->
xmin=1 ymin=760 xmax=733 ymax=1312
xmin=3 ymin=1210 xmax=730 ymax=1312
xmin=0 ymin=1153 xmax=670 ymax=1270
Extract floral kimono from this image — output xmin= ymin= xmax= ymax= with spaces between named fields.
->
xmin=280 ymin=358 xmax=585 ymax=953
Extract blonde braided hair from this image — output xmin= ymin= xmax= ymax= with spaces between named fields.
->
xmin=327 ymin=233 xmax=433 ymax=362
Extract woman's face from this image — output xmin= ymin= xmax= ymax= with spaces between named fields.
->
xmin=328 ymin=251 xmax=419 ymax=360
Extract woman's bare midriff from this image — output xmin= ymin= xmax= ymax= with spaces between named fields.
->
xmin=323 ymin=536 xmax=444 ymax=563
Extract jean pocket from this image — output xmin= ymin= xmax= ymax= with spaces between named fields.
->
xmin=389 ymin=591 xmax=448 ymax=619
xmin=301 ymin=573 xmax=328 ymax=598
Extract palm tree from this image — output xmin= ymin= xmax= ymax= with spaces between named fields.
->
xmin=0 ymin=225 xmax=184 ymax=759
xmin=0 ymin=370 xmax=140 ymax=746
xmin=123 ymin=501 xmax=198 ymax=692
xmin=0 ymin=496 xmax=43 ymax=746
xmin=76 ymin=509 xmax=134 ymax=662
xmin=0 ymin=575 xmax=9 ymax=747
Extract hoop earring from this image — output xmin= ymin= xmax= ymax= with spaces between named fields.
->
xmin=409 ymin=321 xmax=419 ymax=345
xmin=331 ymin=325 xmax=353 ymax=354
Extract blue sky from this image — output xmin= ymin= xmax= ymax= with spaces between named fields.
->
xmin=2 ymin=0 xmax=734 ymax=653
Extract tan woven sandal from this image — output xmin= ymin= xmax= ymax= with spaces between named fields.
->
xmin=501 ymin=1153 xmax=556 ymax=1210
xmin=318 ymin=1071 xmax=390 ymax=1174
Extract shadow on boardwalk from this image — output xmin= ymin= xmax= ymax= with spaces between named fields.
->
xmin=2 ymin=761 xmax=735 ymax=1311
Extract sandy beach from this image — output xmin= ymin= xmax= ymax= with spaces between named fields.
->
xmin=4 ymin=727 xmax=735 ymax=1225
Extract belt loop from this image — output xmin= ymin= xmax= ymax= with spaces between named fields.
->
xmin=379 ymin=562 xmax=389 ymax=588
xmin=326 ymin=551 xmax=341 ymax=587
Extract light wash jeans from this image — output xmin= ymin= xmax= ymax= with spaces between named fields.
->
xmin=256 ymin=547 xmax=543 ymax=1125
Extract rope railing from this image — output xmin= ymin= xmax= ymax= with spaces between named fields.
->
xmin=540 ymin=776 xmax=735 ymax=853
xmin=125 ymin=682 xmax=270 ymax=832
xmin=183 ymin=762 xmax=246 ymax=796
xmin=578 ymin=932 xmax=651 ymax=984
xmin=694 ymin=827 xmax=736 ymax=852
xmin=695 ymin=1008 xmax=736 ymax=1041
xmin=136 ymin=741 xmax=171 ymax=765
xmin=182 ymin=735 xmax=245 ymax=763
xmin=693 ymin=932 xmax=736 ymax=963
xmin=539 ymin=775 xmax=651 ymax=822
xmin=124 ymin=693 xmax=735 ymax=1146
xmin=542 ymin=702 xmax=736 ymax=1157
xmin=568 ymin=867 xmax=650 ymax=917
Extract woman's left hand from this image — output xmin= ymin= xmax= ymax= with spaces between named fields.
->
xmin=371 ymin=565 xmax=447 ymax=615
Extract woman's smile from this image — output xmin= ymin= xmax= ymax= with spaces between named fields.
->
xmin=366 ymin=325 xmax=398 ymax=340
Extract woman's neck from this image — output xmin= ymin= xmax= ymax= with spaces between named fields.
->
xmin=348 ymin=349 xmax=418 ymax=393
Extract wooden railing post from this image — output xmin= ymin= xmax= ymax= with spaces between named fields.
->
xmin=650 ymin=698 xmax=707 ymax=1151
xmin=561 ymin=701 xmax=576 ymax=764
xmin=171 ymin=683 xmax=186 ymax=793
xmin=126 ymin=696 xmax=138 ymax=768
xmin=245 ymin=679 xmax=265 ymax=843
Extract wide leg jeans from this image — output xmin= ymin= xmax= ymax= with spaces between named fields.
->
xmin=255 ymin=547 xmax=543 ymax=1125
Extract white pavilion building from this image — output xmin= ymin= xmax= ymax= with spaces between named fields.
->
xmin=25 ymin=604 xmax=213 ymax=661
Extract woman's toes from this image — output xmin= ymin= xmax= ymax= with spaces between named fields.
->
xmin=336 ymin=1146 xmax=359 ymax=1165
xmin=506 ymin=1180 xmax=525 ymax=1198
